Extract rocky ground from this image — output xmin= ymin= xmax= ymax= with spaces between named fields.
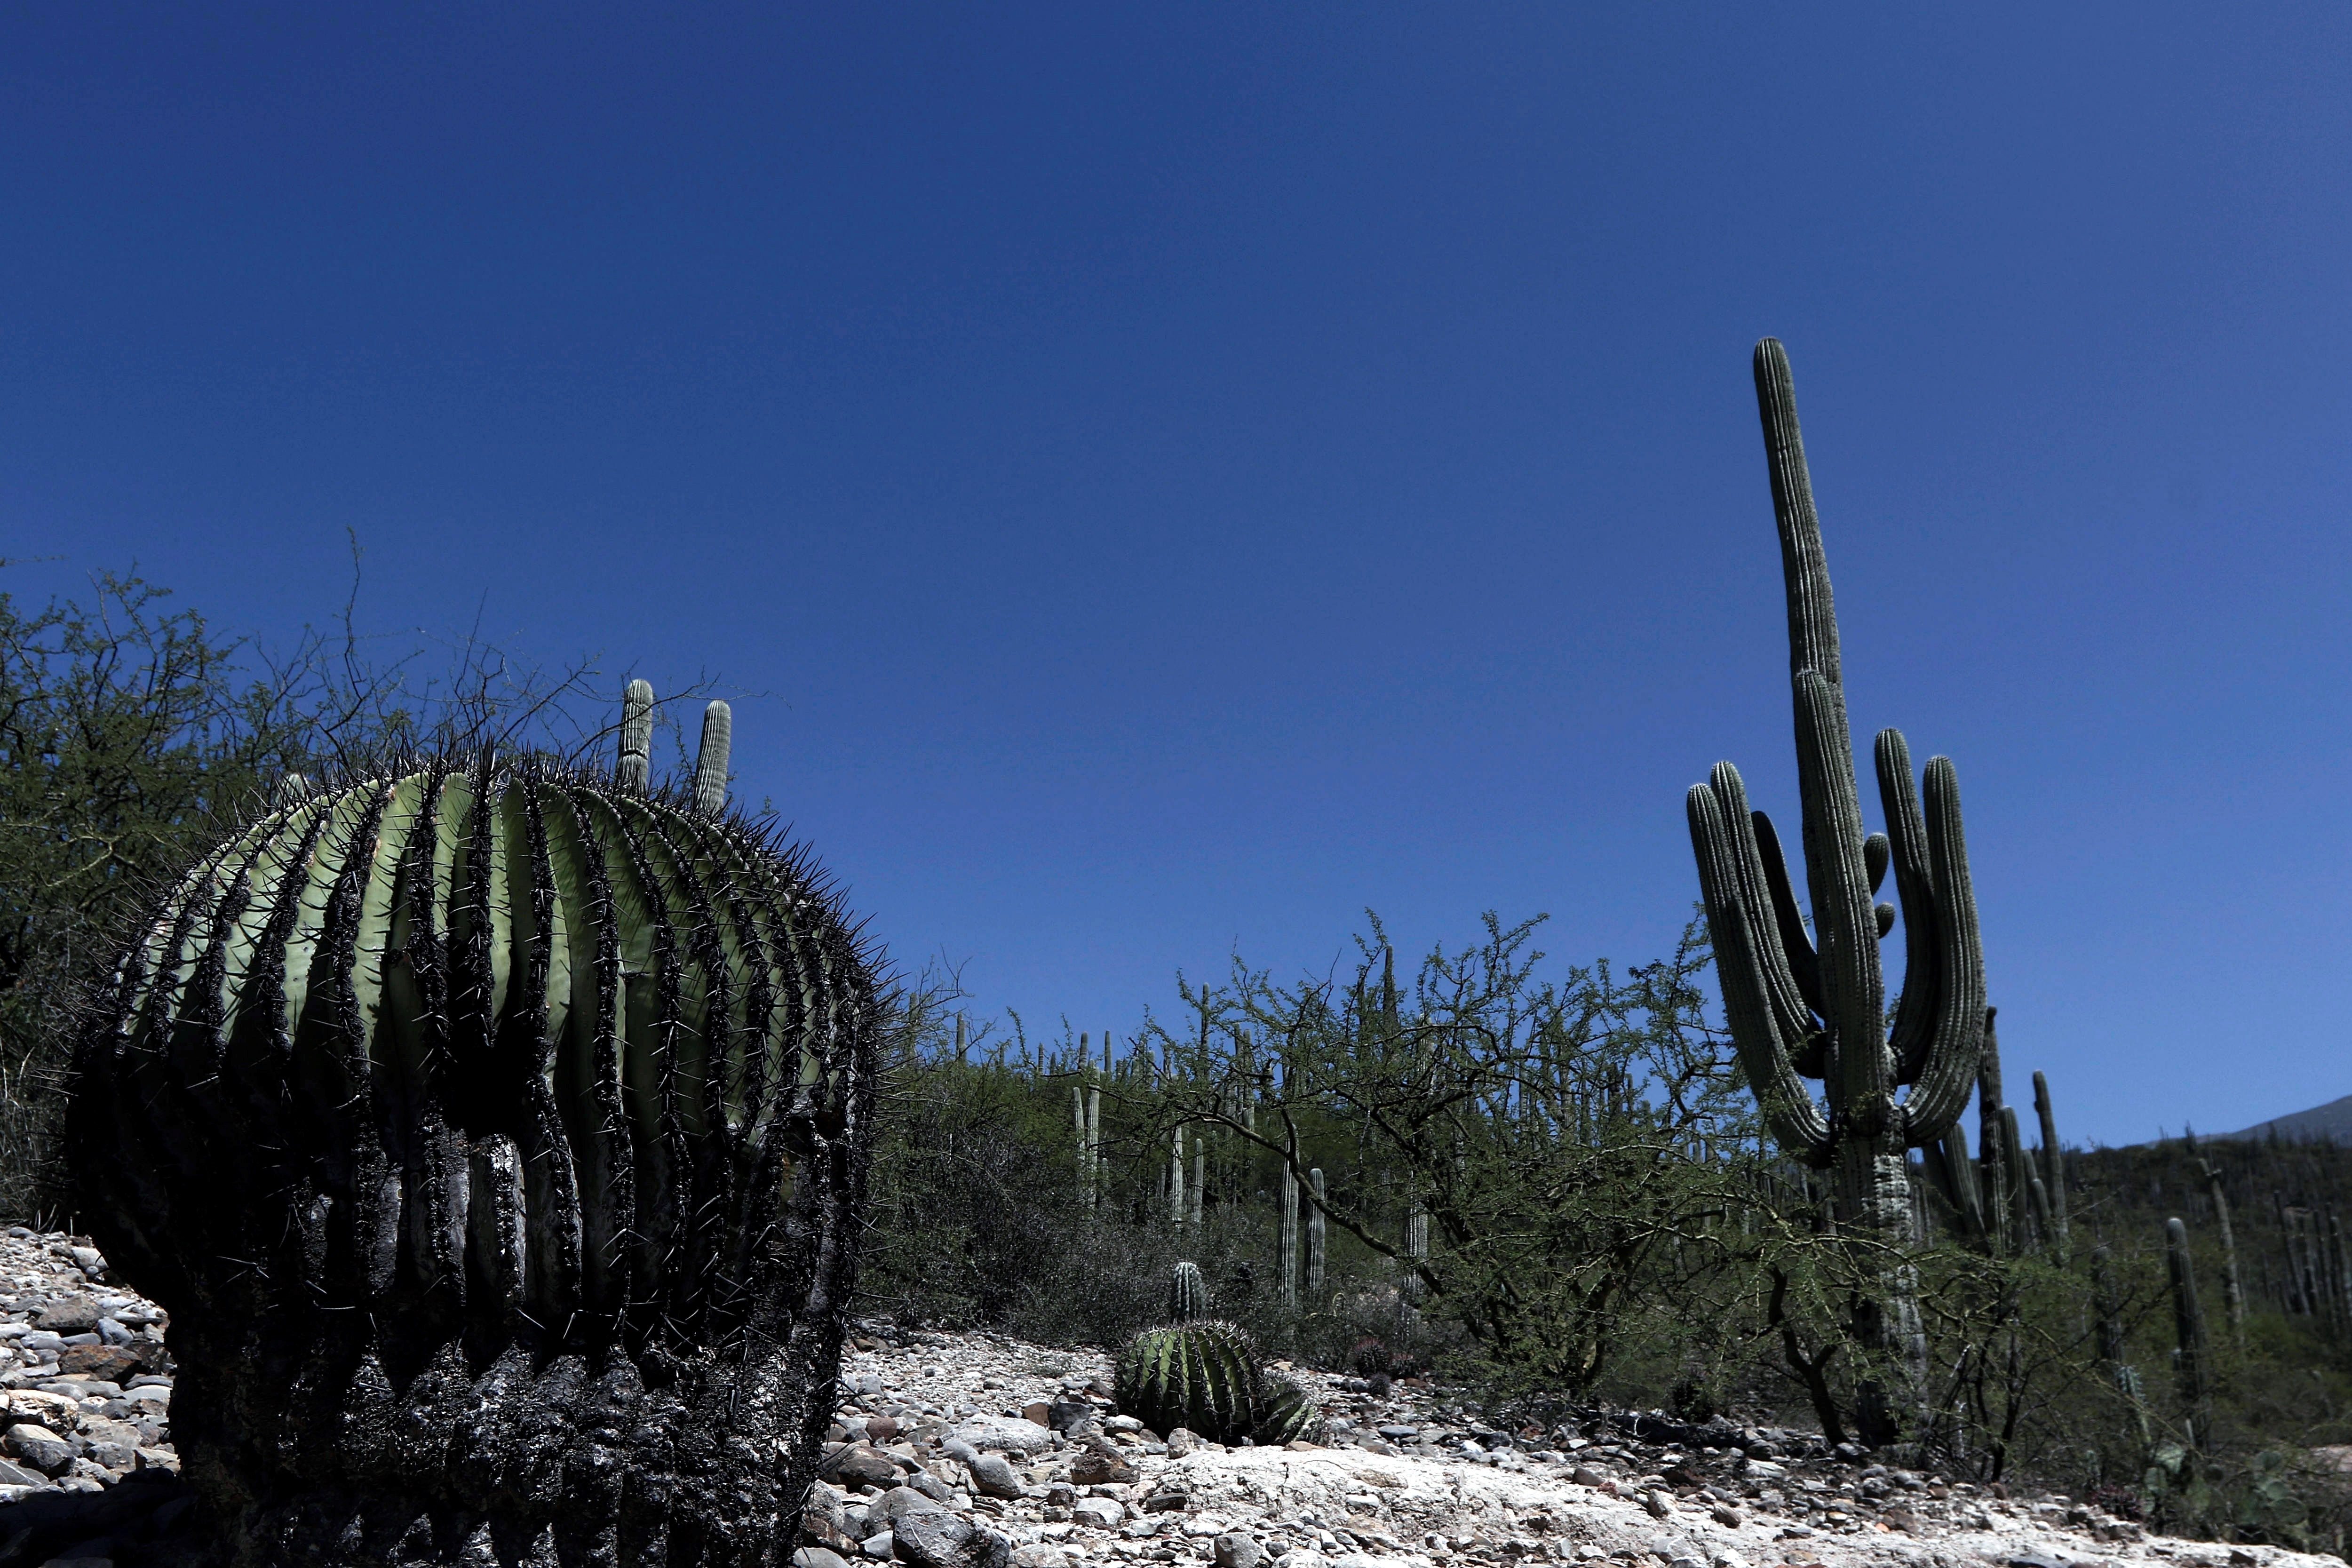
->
xmin=801 ymin=1324 xmax=2343 ymax=1568
xmin=0 ymin=1232 xmax=2339 ymax=1568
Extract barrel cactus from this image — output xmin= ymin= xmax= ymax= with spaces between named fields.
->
xmin=1168 ymin=1260 xmax=1209 ymax=1323
xmin=1112 ymin=1321 xmax=1319 ymax=1446
xmin=68 ymin=699 xmax=881 ymax=1566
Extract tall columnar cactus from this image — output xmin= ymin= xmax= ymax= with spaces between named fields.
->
xmin=2199 ymin=1160 xmax=2248 ymax=1346
xmin=1277 ymin=1167 xmax=1300 ymax=1307
xmin=1306 ymin=1168 xmax=1328 ymax=1297
xmin=1684 ymin=340 xmax=1988 ymax=1226
xmin=1168 ymin=1261 xmax=1210 ymax=1323
xmin=1684 ymin=339 xmax=1989 ymax=1439
xmin=693 ymin=699 xmax=732 ymax=813
xmin=618 ymin=676 xmax=655 ymax=791
xmin=68 ymin=702 xmax=879 ymax=1566
xmin=2166 ymin=1218 xmax=2213 ymax=1451
xmin=2033 ymin=1070 xmax=2069 ymax=1252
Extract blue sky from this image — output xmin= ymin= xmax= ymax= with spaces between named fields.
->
xmin=7 ymin=6 xmax=2350 ymax=1146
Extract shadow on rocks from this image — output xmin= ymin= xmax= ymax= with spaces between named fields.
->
xmin=0 ymin=1472 xmax=211 ymax=1568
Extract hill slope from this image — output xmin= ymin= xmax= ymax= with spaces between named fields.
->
xmin=2215 ymin=1092 xmax=2352 ymax=1144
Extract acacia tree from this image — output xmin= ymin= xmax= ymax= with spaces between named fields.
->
xmin=1131 ymin=912 xmax=1757 ymax=1389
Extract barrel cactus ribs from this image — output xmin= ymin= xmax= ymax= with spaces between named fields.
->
xmin=68 ymin=690 xmax=881 ymax=1567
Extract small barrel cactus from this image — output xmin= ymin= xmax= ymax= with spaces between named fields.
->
xmin=1168 ymin=1260 xmax=1209 ymax=1323
xmin=69 ymin=742 xmax=880 ymax=1566
xmin=1112 ymin=1321 xmax=1319 ymax=1447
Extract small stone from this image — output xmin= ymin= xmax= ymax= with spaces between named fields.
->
xmin=1710 ymin=1553 xmax=1750 ymax=1568
xmin=1284 ymin=1439 xmax=1320 ymax=1452
xmin=824 ymin=1445 xmax=902 ymax=1488
xmin=1165 ymin=1427 xmax=1197 ymax=1458
xmin=1572 ymin=1464 xmax=1606 ymax=1487
xmin=1045 ymin=1400 xmax=1093 ymax=1433
xmin=1044 ymin=1483 xmax=1076 ymax=1509
xmin=1213 ymin=1532 xmax=1263 ymax=1568
xmin=1645 ymin=1489 xmax=1675 ymax=1519
xmin=4 ymin=1422 xmax=74 ymax=1475
xmin=1072 ymin=1497 xmax=1125 ymax=1529
xmin=1142 ymin=1488 xmax=1188 ymax=1513
xmin=968 ymin=1451 xmax=1024 ymax=1499
xmin=1021 ymin=1401 xmax=1051 ymax=1425
xmin=950 ymin=1416 xmax=1054 ymax=1457
xmin=859 ymin=1533 xmax=893 ymax=1560
xmin=863 ymin=1414 xmax=899 ymax=1444
xmin=876 ymin=1485 xmax=948 ymax=1526
xmin=0 ymin=1457 xmax=45 ymax=1487
xmin=795 ymin=1551 xmax=853 ymax=1568
xmin=35 ymin=1300 xmax=98 ymax=1335
xmin=1709 ymin=1504 xmax=1744 ymax=1528
xmin=1010 ymin=1548 xmax=1068 ymax=1568
xmin=884 ymin=1504 xmax=988 ymax=1568
xmin=1067 ymin=1440 xmax=1136 ymax=1485
xmin=1282 ymin=1554 xmax=1330 ymax=1568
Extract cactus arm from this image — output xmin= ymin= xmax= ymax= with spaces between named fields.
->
xmin=694 ymin=700 xmax=732 ymax=814
xmin=1939 ymin=1121 xmax=1984 ymax=1237
xmin=1793 ymin=671 xmax=1888 ymax=1136
xmin=1874 ymin=729 xmax=1943 ymax=1084
xmin=1708 ymin=764 xmax=1821 ymax=1059
xmin=618 ymin=678 xmax=654 ymax=792
xmin=1748 ymin=809 xmax=1825 ymax=1023
xmin=1687 ymin=782 xmax=1831 ymax=1159
xmin=1898 ymin=756 xmax=1986 ymax=1146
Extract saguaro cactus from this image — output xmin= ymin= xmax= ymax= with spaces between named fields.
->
xmin=69 ymin=710 xmax=879 ymax=1565
xmin=1685 ymin=339 xmax=1989 ymax=1436
xmin=1685 ymin=341 xmax=1987 ymax=1204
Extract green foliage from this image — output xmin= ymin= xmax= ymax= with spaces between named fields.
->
xmin=1140 ymin=910 xmax=1750 ymax=1392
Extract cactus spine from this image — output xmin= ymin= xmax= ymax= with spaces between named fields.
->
xmin=1168 ymin=1260 xmax=1209 ymax=1323
xmin=1683 ymin=340 xmax=1988 ymax=1438
xmin=2166 ymin=1217 xmax=2212 ymax=1450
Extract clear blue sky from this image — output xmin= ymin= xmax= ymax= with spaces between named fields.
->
xmin=7 ymin=7 xmax=2349 ymax=1146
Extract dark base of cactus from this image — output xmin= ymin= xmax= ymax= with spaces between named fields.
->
xmin=167 ymin=1327 xmax=835 ymax=1568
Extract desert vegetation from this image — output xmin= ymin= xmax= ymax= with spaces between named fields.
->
xmin=4 ymin=346 xmax=2350 ymax=1559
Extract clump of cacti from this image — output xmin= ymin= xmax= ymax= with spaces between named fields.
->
xmin=1168 ymin=1260 xmax=1210 ymax=1323
xmin=1112 ymin=1321 xmax=1319 ymax=1446
xmin=68 ymin=687 xmax=880 ymax=1567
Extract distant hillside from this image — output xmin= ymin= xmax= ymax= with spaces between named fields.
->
xmin=2209 ymin=1092 xmax=2352 ymax=1144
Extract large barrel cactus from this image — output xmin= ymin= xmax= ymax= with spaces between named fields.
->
xmin=68 ymin=696 xmax=881 ymax=1566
